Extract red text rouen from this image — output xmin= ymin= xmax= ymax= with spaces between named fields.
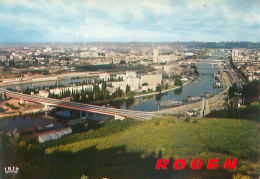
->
xmin=156 ymin=158 xmax=237 ymax=169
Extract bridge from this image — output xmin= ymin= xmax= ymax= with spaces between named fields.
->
xmin=0 ymin=88 xmax=156 ymax=120
xmin=179 ymin=59 xmax=226 ymax=67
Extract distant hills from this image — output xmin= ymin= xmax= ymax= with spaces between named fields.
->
xmin=0 ymin=41 xmax=260 ymax=49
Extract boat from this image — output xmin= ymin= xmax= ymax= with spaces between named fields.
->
xmin=156 ymin=99 xmax=182 ymax=108
xmin=46 ymin=124 xmax=54 ymax=128
xmin=213 ymin=82 xmax=222 ymax=88
xmin=184 ymin=96 xmax=202 ymax=103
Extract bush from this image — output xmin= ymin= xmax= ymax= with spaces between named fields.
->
xmin=72 ymin=123 xmax=87 ymax=133
xmin=5 ymin=102 xmax=20 ymax=110
xmin=184 ymin=117 xmax=190 ymax=122
xmin=206 ymin=103 xmax=260 ymax=121
xmin=192 ymin=119 xmax=198 ymax=123
xmin=174 ymin=79 xmax=183 ymax=86
xmin=0 ymin=106 xmax=7 ymax=113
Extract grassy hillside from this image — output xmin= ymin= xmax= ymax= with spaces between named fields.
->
xmin=1 ymin=117 xmax=259 ymax=178
xmin=43 ymin=117 xmax=259 ymax=178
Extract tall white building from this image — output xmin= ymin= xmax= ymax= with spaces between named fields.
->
xmin=153 ymin=48 xmax=159 ymax=64
xmin=232 ymin=49 xmax=239 ymax=57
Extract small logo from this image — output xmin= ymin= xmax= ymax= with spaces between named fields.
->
xmin=4 ymin=166 xmax=19 ymax=174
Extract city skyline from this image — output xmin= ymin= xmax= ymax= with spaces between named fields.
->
xmin=1 ymin=0 xmax=260 ymax=42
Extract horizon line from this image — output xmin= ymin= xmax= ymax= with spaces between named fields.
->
xmin=1 ymin=41 xmax=260 ymax=44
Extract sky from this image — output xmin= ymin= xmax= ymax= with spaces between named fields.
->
xmin=0 ymin=0 xmax=260 ymax=42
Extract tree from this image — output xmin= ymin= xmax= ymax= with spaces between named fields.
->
xmin=73 ymin=93 xmax=81 ymax=102
xmin=241 ymin=80 xmax=260 ymax=105
xmin=8 ymin=60 xmax=15 ymax=67
xmin=190 ymin=64 xmax=197 ymax=69
xmin=125 ymin=84 xmax=130 ymax=95
xmin=4 ymin=92 xmax=7 ymax=101
xmin=112 ymin=87 xmax=124 ymax=98
xmin=165 ymin=83 xmax=169 ymax=89
xmin=81 ymin=94 xmax=87 ymax=103
xmin=156 ymin=85 xmax=162 ymax=93
xmin=180 ymin=65 xmax=187 ymax=68
xmin=194 ymin=69 xmax=199 ymax=76
xmin=228 ymin=83 xmax=238 ymax=99
xmin=101 ymin=82 xmax=107 ymax=92
xmin=160 ymin=83 xmax=165 ymax=89
xmin=148 ymin=88 xmax=153 ymax=92
xmin=174 ymin=79 xmax=183 ymax=86
xmin=119 ymin=60 xmax=126 ymax=64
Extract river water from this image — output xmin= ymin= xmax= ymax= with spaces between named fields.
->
xmin=0 ymin=115 xmax=65 ymax=132
xmin=0 ymin=51 xmax=226 ymax=129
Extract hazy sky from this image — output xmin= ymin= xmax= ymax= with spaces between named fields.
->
xmin=0 ymin=0 xmax=259 ymax=42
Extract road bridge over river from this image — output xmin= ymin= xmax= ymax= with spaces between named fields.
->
xmin=0 ymin=88 xmax=156 ymax=120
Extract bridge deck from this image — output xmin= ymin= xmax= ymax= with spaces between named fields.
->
xmin=0 ymin=88 xmax=156 ymax=120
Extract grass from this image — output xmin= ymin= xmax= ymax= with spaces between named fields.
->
xmin=44 ymin=117 xmax=260 ymax=178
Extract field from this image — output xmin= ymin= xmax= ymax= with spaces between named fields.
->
xmin=1 ymin=116 xmax=259 ymax=179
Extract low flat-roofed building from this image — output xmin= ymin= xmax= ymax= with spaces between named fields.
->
xmin=38 ymin=134 xmax=51 ymax=143
xmin=38 ymin=127 xmax=72 ymax=143
xmin=48 ymin=133 xmax=59 ymax=140
xmin=55 ymin=131 xmax=64 ymax=138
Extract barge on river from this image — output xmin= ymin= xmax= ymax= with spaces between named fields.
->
xmin=156 ymin=99 xmax=182 ymax=108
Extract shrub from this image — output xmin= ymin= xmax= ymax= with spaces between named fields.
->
xmin=0 ymin=106 xmax=7 ymax=113
xmin=184 ymin=117 xmax=190 ymax=122
xmin=192 ymin=119 xmax=198 ymax=123
xmin=5 ymin=102 xmax=20 ymax=110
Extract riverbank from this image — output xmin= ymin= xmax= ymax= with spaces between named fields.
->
xmin=134 ymin=81 xmax=191 ymax=98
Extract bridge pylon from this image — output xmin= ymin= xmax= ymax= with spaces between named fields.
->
xmin=115 ymin=115 xmax=125 ymax=120
xmin=200 ymin=98 xmax=205 ymax=117
xmin=200 ymin=98 xmax=210 ymax=117
xmin=204 ymin=100 xmax=210 ymax=115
